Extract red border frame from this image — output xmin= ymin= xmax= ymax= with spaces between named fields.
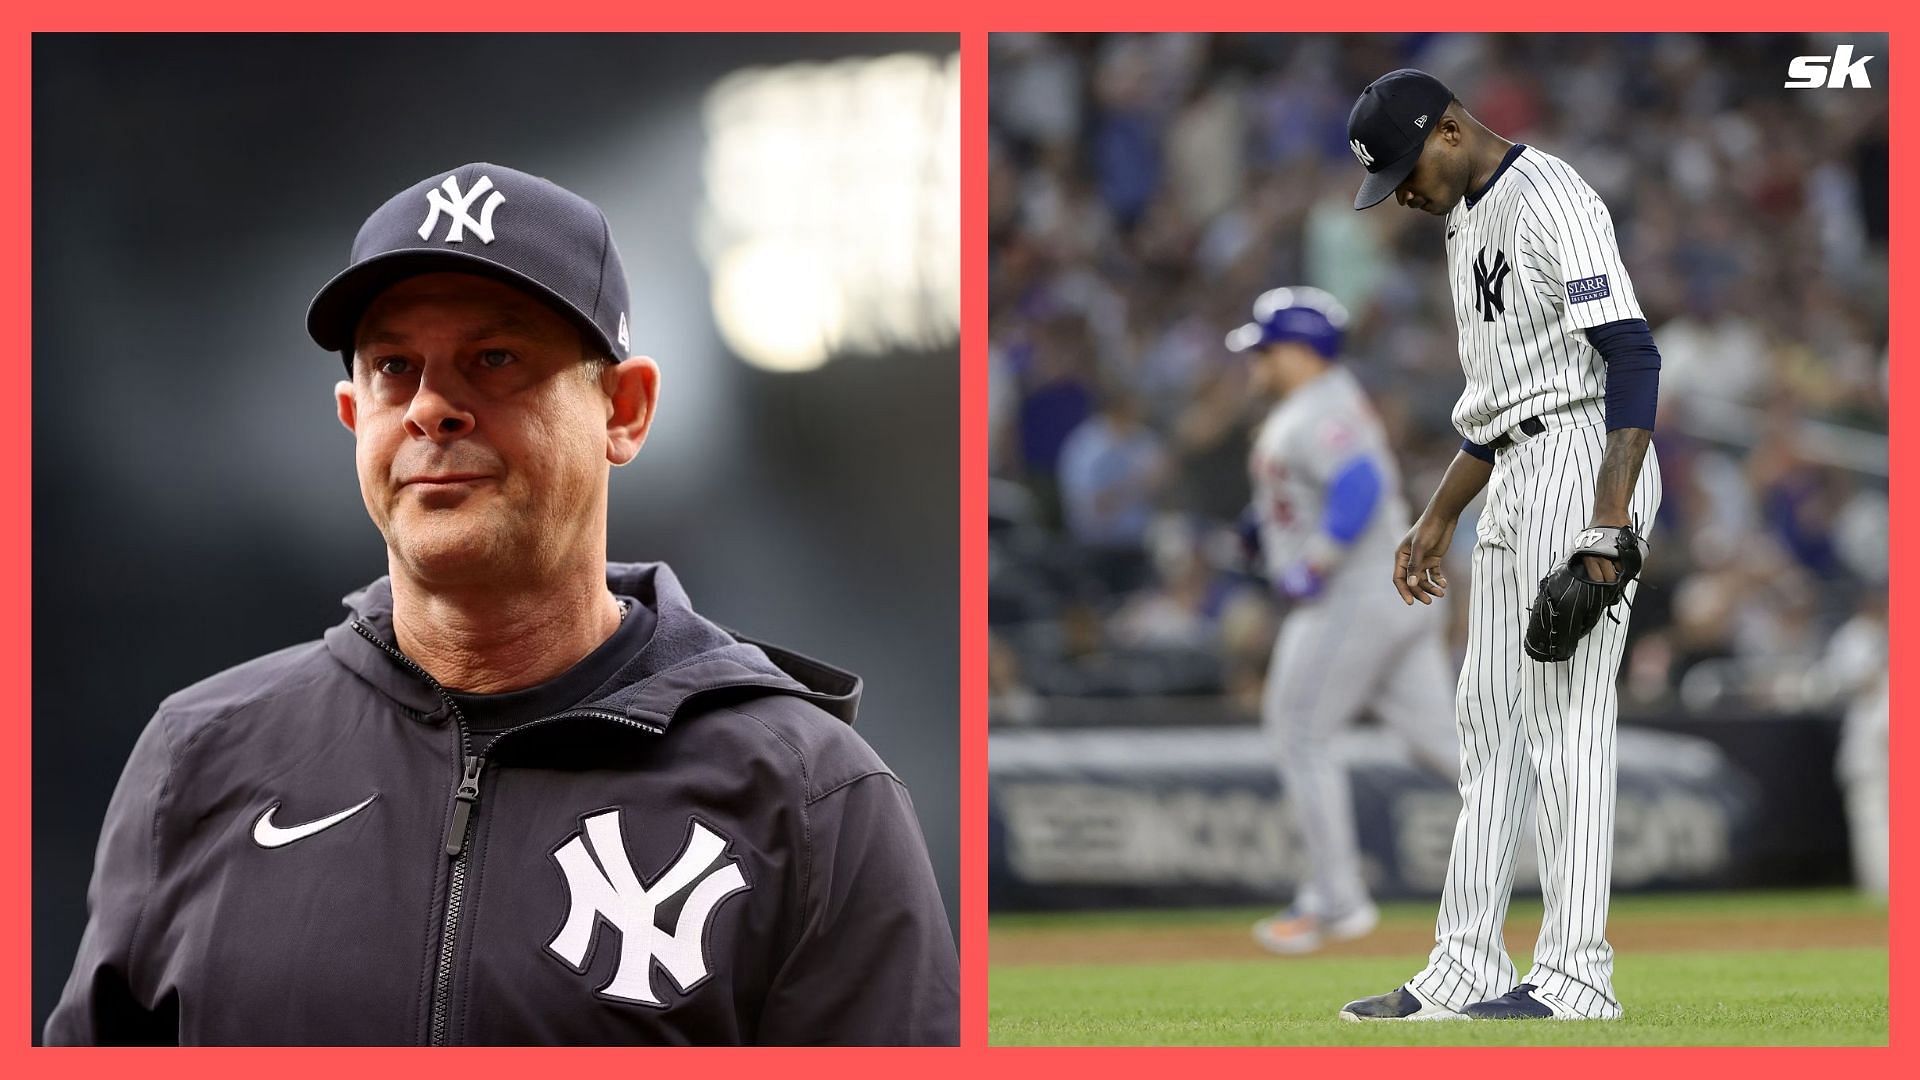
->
xmin=962 ymin=24 xmax=988 ymax=1055
xmin=7 ymin=6 xmax=1913 ymax=1074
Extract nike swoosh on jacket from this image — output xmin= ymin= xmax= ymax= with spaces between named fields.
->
xmin=251 ymin=795 xmax=380 ymax=848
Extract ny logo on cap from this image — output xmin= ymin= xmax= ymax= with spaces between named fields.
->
xmin=419 ymin=174 xmax=506 ymax=245
xmin=1350 ymin=139 xmax=1375 ymax=167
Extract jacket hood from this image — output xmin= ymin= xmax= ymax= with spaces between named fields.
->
xmin=323 ymin=560 xmax=861 ymax=732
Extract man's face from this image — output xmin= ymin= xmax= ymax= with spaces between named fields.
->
xmin=1393 ymin=122 xmax=1473 ymax=215
xmin=1248 ymin=340 xmax=1319 ymax=398
xmin=336 ymin=272 xmax=620 ymax=587
xmin=1247 ymin=345 xmax=1282 ymax=399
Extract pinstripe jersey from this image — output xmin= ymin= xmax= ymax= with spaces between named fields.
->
xmin=1444 ymin=144 xmax=1642 ymax=445
xmin=1248 ymin=366 xmax=1407 ymax=595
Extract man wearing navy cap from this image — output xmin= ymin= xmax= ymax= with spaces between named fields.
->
xmin=1226 ymin=288 xmax=1456 ymax=958
xmin=46 ymin=164 xmax=959 ymax=1045
xmin=1337 ymin=69 xmax=1664 ymax=1023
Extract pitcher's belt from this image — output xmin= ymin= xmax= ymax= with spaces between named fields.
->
xmin=1485 ymin=415 xmax=1547 ymax=452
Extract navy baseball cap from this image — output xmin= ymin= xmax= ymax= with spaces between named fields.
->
xmin=1347 ymin=69 xmax=1455 ymax=210
xmin=307 ymin=162 xmax=631 ymax=370
xmin=1225 ymin=287 xmax=1350 ymax=359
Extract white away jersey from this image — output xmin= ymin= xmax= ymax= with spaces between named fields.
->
xmin=1248 ymin=366 xmax=1407 ymax=593
xmin=1443 ymin=145 xmax=1642 ymax=445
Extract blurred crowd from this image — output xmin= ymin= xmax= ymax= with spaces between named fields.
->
xmin=987 ymin=33 xmax=1889 ymax=736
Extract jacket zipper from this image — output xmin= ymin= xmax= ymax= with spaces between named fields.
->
xmin=444 ymin=754 xmax=484 ymax=856
xmin=351 ymin=622 xmax=476 ymax=1046
xmin=350 ymin=620 xmax=663 ymax=1045
xmin=430 ymin=753 xmax=483 ymax=1044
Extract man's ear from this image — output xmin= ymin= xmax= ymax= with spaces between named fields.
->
xmin=605 ymin=356 xmax=661 ymax=466
xmin=336 ymin=379 xmax=358 ymax=434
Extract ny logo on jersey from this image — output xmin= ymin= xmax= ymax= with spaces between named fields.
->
xmin=1349 ymin=139 xmax=1374 ymax=167
xmin=418 ymin=174 xmax=506 ymax=244
xmin=1473 ymin=247 xmax=1512 ymax=323
xmin=546 ymin=811 xmax=751 ymax=1007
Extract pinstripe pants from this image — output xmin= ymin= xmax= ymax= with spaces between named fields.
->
xmin=1408 ymin=419 xmax=1661 ymax=1020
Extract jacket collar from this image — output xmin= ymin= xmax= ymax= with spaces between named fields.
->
xmin=323 ymin=560 xmax=861 ymax=732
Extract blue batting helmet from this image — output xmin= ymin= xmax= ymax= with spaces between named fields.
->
xmin=1224 ymin=286 xmax=1350 ymax=359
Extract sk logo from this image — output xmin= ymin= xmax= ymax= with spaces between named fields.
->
xmin=418 ymin=174 xmax=506 ymax=245
xmin=1473 ymin=247 xmax=1511 ymax=323
xmin=546 ymin=811 xmax=750 ymax=1007
xmin=1349 ymin=139 xmax=1374 ymax=168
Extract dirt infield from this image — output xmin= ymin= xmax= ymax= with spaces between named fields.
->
xmin=993 ymin=908 xmax=1888 ymax=968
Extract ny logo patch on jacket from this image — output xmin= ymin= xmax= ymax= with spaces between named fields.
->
xmin=545 ymin=811 xmax=751 ymax=1007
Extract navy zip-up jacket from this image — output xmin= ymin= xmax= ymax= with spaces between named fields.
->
xmin=45 ymin=561 xmax=958 ymax=1045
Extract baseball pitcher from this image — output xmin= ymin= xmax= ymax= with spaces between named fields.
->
xmin=1337 ymin=70 xmax=1663 ymax=1022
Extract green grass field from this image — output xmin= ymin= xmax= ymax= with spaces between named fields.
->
xmin=990 ymin=890 xmax=1887 ymax=1046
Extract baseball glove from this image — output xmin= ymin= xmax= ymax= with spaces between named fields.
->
xmin=1524 ymin=524 xmax=1646 ymax=663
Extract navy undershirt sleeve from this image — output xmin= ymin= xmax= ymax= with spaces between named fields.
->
xmin=1460 ymin=439 xmax=1495 ymax=464
xmin=1586 ymin=318 xmax=1661 ymax=431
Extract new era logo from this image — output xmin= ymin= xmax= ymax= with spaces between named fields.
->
xmin=419 ymin=174 xmax=506 ymax=245
xmin=1414 ymin=114 xmax=1428 ymax=129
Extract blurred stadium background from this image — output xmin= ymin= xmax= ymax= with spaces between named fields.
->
xmin=987 ymin=33 xmax=1888 ymax=918
xmin=33 ymin=33 xmax=956 ymax=1037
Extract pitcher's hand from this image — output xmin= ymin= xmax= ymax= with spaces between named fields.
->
xmin=1394 ymin=515 xmax=1456 ymax=605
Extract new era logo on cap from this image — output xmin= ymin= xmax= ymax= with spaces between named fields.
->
xmin=306 ymin=162 xmax=633 ymax=370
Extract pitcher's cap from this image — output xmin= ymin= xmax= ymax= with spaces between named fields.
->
xmin=1348 ymin=69 xmax=1455 ymax=210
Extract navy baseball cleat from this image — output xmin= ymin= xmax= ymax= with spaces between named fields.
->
xmin=1338 ymin=984 xmax=1464 ymax=1021
xmin=1460 ymin=984 xmax=1556 ymax=1019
